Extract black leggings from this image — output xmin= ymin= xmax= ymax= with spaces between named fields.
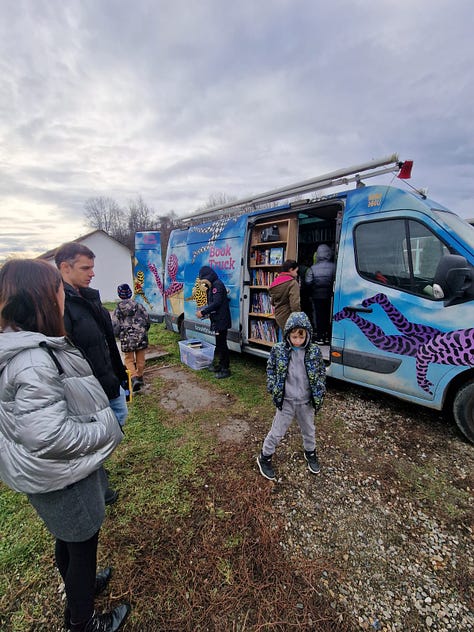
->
xmin=55 ymin=530 xmax=99 ymax=625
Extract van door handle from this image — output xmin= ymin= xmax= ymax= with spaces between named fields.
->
xmin=345 ymin=306 xmax=373 ymax=314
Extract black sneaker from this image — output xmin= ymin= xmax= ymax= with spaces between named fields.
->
xmin=131 ymin=377 xmax=142 ymax=392
xmin=94 ymin=567 xmax=112 ymax=595
xmin=104 ymin=488 xmax=119 ymax=505
xmin=70 ymin=604 xmax=131 ymax=632
xmin=215 ymin=369 xmax=231 ymax=379
xmin=257 ymin=453 xmax=276 ymax=481
xmin=304 ymin=450 xmax=320 ymax=475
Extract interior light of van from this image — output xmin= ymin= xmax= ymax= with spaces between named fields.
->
xmin=397 ymin=160 xmax=413 ymax=179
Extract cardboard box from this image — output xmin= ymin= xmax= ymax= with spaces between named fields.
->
xmin=178 ymin=339 xmax=215 ymax=370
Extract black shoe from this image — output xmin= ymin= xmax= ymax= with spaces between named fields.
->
xmin=257 ymin=453 xmax=276 ymax=481
xmin=95 ymin=567 xmax=112 ymax=596
xmin=70 ymin=604 xmax=131 ymax=632
xmin=304 ymin=450 xmax=321 ymax=475
xmin=207 ymin=364 xmax=222 ymax=372
xmin=131 ymin=377 xmax=142 ymax=392
xmin=214 ymin=369 xmax=231 ymax=379
xmin=104 ymin=489 xmax=119 ymax=506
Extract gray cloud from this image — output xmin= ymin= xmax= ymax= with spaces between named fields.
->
xmin=1 ymin=0 xmax=473 ymax=256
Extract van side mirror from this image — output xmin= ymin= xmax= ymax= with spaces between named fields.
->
xmin=433 ymin=254 xmax=473 ymax=305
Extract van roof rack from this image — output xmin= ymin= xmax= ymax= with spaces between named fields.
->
xmin=181 ymin=153 xmax=410 ymax=224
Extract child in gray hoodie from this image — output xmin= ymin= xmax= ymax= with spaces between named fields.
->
xmin=257 ymin=311 xmax=326 ymax=481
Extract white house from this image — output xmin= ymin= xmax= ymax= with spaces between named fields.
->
xmin=39 ymin=230 xmax=133 ymax=302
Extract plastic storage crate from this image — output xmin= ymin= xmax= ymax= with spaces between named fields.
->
xmin=178 ymin=339 xmax=215 ymax=370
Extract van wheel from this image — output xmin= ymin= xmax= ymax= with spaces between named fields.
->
xmin=453 ymin=379 xmax=474 ymax=444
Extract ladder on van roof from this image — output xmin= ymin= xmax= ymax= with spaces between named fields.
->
xmin=181 ymin=153 xmax=412 ymax=223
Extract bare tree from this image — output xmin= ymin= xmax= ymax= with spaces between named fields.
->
xmin=201 ymin=192 xmax=238 ymax=210
xmin=84 ymin=195 xmax=181 ymax=253
xmin=84 ymin=197 xmax=124 ymax=235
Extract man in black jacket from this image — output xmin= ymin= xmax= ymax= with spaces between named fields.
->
xmin=196 ymin=266 xmax=232 ymax=379
xmin=55 ymin=242 xmax=129 ymax=503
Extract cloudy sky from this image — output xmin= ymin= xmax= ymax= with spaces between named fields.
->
xmin=1 ymin=0 xmax=473 ymax=258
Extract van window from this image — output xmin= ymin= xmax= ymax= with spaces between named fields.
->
xmin=355 ymin=219 xmax=451 ymax=297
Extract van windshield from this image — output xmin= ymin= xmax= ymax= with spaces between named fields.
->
xmin=432 ymin=210 xmax=474 ymax=251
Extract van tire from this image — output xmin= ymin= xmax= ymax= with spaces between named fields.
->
xmin=453 ymin=379 xmax=474 ymax=444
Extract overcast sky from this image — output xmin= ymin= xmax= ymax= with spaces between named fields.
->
xmin=1 ymin=0 xmax=473 ymax=258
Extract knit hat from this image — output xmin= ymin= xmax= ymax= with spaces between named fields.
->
xmin=117 ymin=283 xmax=132 ymax=299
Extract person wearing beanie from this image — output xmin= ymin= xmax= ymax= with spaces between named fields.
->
xmin=112 ymin=283 xmax=150 ymax=392
xmin=195 ymin=266 xmax=232 ymax=379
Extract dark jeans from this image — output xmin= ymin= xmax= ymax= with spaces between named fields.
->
xmin=214 ymin=329 xmax=230 ymax=369
xmin=55 ymin=530 xmax=99 ymax=625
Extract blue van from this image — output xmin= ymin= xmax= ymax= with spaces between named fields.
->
xmin=134 ymin=155 xmax=474 ymax=442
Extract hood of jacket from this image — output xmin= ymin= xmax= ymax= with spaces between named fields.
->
xmin=313 ymin=244 xmax=333 ymax=263
xmin=283 ymin=311 xmax=313 ymax=345
xmin=270 ymin=272 xmax=295 ymax=288
xmin=198 ymin=266 xmax=218 ymax=284
xmin=0 ymin=330 xmax=68 ymax=372
xmin=116 ymin=298 xmax=139 ymax=317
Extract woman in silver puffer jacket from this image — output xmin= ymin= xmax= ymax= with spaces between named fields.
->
xmin=0 ymin=259 xmax=130 ymax=632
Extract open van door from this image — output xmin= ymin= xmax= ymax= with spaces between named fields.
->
xmin=134 ymin=231 xmax=164 ymax=322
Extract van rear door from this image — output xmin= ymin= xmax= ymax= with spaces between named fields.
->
xmin=134 ymin=231 xmax=164 ymax=322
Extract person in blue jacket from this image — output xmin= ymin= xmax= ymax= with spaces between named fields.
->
xmin=196 ymin=265 xmax=232 ymax=379
xmin=257 ymin=311 xmax=326 ymax=481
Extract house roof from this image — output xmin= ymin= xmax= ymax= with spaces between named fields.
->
xmin=37 ymin=229 xmax=132 ymax=260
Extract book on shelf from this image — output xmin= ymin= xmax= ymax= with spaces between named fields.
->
xmin=252 ymin=269 xmax=279 ymax=285
xmin=269 ymin=247 xmax=284 ymax=265
xmin=250 ymin=317 xmax=278 ymax=343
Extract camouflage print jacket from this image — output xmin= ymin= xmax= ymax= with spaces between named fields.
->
xmin=266 ymin=311 xmax=326 ymax=411
xmin=112 ymin=299 xmax=150 ymax=353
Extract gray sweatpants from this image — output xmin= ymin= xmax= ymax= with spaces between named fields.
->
xmin=262 ymin=399 xmax=316 ymax=456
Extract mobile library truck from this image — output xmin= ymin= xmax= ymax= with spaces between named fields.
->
xmin=134 ymin=154 xmax=474 ymax=442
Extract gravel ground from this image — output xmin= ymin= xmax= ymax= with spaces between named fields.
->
xmin=263 ymin=380 xmax=474 ymax=631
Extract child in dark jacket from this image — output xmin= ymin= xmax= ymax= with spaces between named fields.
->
xmin=112 ymin=283 xmax=150 ymax=392
xmin=195 ymin=266 xmax=232 ymax=379
xmin=257 ymin=311 xmax=326 ymax=481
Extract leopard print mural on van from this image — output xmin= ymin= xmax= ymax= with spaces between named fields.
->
xmin=186 ymin=278 xmax=209 ymax=308
xmin=334 ymin=293 xmax=474 ymax=394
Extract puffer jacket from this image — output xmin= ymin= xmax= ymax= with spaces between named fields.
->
xmin=63 ymin=283 xmax=127 ymax=399
xmin=112 ymin=299 xmax=150 ymax=352
xmin=0 ymin=330 xmax=123 ymax=494
xmin=266 ymin=312 xmax=326 ymax=410
xmin=305 ymin=244 xmax=336 ymax=299
xmin=268 ymin=272 xmax=301 ymax=329
xmin=198 ymin=266 xmax=231 ymax=332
